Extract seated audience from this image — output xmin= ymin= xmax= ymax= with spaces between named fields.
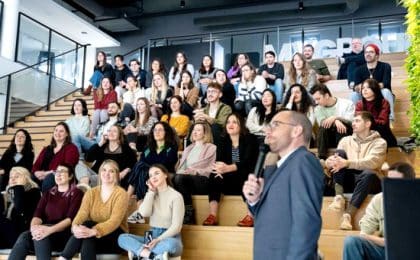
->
xmin=90 ymin=77 xmax=118 ymax=138
xmin=113 ymin=54 xmax=132 ymax=100
xmin=145 ymin=58 xmax=167 ymax=88
xmin=202 ymin=113 xmax=258 ymax=227
xmin=258 ymin=51 xmax=285 ymax=103
xmin=65 ymin=99 xmax=90 ymax=142
xmin=59 ymin=160 xmax=128 ymax=259
xmin=82 ymin=51 xmax=114 ymax=95
xmin=174 ymin=70 xmax=199 ymax=118
xmin=10 ymin=164 xmax=83 ymax=259
xmin=161 ymin=96 xmax=191 ymax=142
xmin=356 ymin=79 xmax=397 ymax=147
xmin=32 ymin=122 xmax=79 ymax=192
xmin=118 ymin=164 xmax=184 ymax=260
xmin=127 ymin=122 xmax=179 ymax=208
xmin=124 ymin=98 xmax=158 ymax=152
xmin=173 ymin=122 xmax=216 ymax=224
xmin=283 ymin=83 xmax=315 ymax=125
xmin=129 ymin=59 xmax=147 ymax=89
xmin=326 ymin=112 xmax=387 ymax=230
xmin=303 ymin=44 xmax=332 ymax=83
xmin=0 ymin=167 xmax=40 ymax=249
xmin=120 ymin=75 xmax=146 ymax=122
xmin=351 ymin=44 xmax=395 ymax=122
xmin=235 ymin=64 xmax=267 ymax=116
xmin=0 ymin=129 xmax=34 ymax=191
xmin=343 ymin=162 xmax=416 ymax=260
xmin=246 ymin=89 xmax=278 ymax=144
xmin=197 ymin=55 xmax=217 ymax=97
xmin=337 ymin=38 xmax=365 ymax=85
xmin=227 ymin=53 xmax=250 ymax=92
xmin=310 ymin=84 xmax=354 ymax=159
xmin=73 ymin=101 xmax=120 ymax=155
xmin=284 ymin=52 xmax=317 ymax=91
xmin=168 ymin=51 xmax=195 ymax=88
xmin=193 ymin=82 xmax=232 ymax=147
xmin=147 ymin=73 xmax=173 ymax=118
xmin=85 ymin=125 xmax=137 ymax=188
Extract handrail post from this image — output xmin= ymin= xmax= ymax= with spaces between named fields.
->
xmin=81 ymin=45 xmax=87 ymax=91
xmin=3 ymin=75 xmax=12 ymax=132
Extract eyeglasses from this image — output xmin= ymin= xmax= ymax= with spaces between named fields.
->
xmin=55 ymin=169 xmax=69 ymax=175
xmin=267 ymin=120 xmax=297 ymax=130
xmin=207 ymin=89 xmax=219 ymax=94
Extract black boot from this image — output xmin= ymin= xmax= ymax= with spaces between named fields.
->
xmin=183 ymin=205 xmax=196 ymax=224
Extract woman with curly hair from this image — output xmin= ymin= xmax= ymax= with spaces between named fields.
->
xmin=0 ymin=129 xmax=34 ymax=191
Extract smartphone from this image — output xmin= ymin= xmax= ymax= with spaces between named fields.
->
xmin=144 ymin=231 xmax=153 ymax=244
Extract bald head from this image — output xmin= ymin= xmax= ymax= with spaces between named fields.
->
xmin=283 ymin=110 xmax=313 ymax=146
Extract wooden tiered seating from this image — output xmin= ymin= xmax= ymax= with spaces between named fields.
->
xmin=0 ymin=52 xmax=416 ymax=260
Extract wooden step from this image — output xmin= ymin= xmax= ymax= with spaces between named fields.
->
xmin=6 ymin=127 xmax=54 ymax=134
xmin=128 ymin=223 xmax=359 ymax=260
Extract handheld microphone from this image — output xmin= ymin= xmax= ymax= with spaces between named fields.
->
xmin=248 ymin=144 xmax=270 ymax=196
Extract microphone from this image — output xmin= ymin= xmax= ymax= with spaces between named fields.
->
xmin=254 ymin=144 xmax=270 ymax=179
xmin=248 ymin=144 xmax=270 ymax=196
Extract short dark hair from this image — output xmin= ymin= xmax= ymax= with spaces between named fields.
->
xmin=129 ymin=59 xmax=140 ymax=65
xmin=355 ymin=111 xmax=375 ymax=129
xmin=265 ymin=51 xmax=276 ymax=57
xmin=304 ymin=44 xmax=314 ymax=51
xmin=388 ymin=162 xmax=416 ymax=179
xmin=108 ymin=101 xmax=120 ymax=109
xmin=57 ymin=163 xmax=75 ymax=180
xmin=309 ymin=84 xmax=332 ymax=96
xmin=114 ymin=54 xmax=124 ymax=61
xmin=70 ymin=98 xmax=88 ymax=116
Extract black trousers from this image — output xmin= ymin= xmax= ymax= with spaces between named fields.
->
xmin=317 ymin=122 xmax=352 ymax=159
xmin=9 ymin=229 xmax=71 ymax=260
xmin=172 ymin=174 xmax=209 ymax=205
xmin=208 ymin=172 xmax=244 ymax=202
xmin=60 ymin=221 xmax=124 ymax=260
xmin=333 ymin=150 xmax=382 ymax=209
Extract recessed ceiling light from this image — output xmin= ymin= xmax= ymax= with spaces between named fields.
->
xmin=81 ymin=31 xmax=88 ymax=35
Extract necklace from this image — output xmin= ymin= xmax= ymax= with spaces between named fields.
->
xmin=367 ymin=64 xmax=376 ymax=79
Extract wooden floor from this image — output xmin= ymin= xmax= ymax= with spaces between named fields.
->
xmin=0 ymin=52 xmax=417 ymax=260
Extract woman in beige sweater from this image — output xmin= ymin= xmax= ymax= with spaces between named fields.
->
xmin=59 ymin=160 xmax=128 ymax=259
xmin=118 ymin=164 xmax=184 ymax=260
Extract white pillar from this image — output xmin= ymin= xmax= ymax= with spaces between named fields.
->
xmin=1 ymin=0 xmax=20 ymax=60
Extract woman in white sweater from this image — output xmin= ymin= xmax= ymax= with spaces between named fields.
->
xmin=234 ymin=63 xmax=267 ymax=117
xmin=118 ymin=164 xmax=184 ymax=260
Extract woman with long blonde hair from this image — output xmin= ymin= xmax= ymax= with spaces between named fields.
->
xmin=146 ymin=73 xmax=173 ymax=118
xmin=284 ymin=52 xmax=317 ymax=91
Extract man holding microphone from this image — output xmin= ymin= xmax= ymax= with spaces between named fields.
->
xmin=243 ymin=110 xmax=324 ymax=259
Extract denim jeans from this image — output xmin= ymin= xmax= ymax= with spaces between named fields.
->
xmin=343 ymin=236 xmax=385 ymax=260
xmin=89 ymin=70 xmax=103 ymax=89
xmin=72 ymin=134 xmax=96 ymax=155
xmin=350 ymin=88 xmax=395 ymax=121
xmin=118 ymin=227 xmax=183 ymax=258
xmin=268 ymin=78 xmax=284 ymax=104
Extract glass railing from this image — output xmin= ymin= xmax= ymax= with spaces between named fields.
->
xmin=0 ymin=45 xmax=87 ymax=130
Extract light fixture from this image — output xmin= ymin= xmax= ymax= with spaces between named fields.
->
xmin=298 ymin=0 xmax=304 ymax=11
xmin=180 ymin=0 xmax=185 ymax=8
xmin=81 ymin=31 xmax=87 ymax=35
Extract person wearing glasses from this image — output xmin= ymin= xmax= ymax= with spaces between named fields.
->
xmin=9 ymin=164 xmax=83 ymax=259
xmin=243 ymin=110 xmax=324 ymax=259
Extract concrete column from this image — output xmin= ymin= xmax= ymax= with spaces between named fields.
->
xmin=1 ymin=0 xmax=20 ymax=60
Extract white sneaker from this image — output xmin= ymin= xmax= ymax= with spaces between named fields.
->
xmin=127 ymin=212 xmax=145 ymax=224
xmin=340 ymin=213 xmax=353 ymax=230
xmin=328 ymin=195 xmax=345 ymax=211
xmin=153 ymin=252 xmax=168 ymax=260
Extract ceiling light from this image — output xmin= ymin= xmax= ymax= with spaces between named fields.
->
xmin=298 ymin=0 xmax=304 ymax=11
xmin=180 ymin=0 xmax=186 ymax=8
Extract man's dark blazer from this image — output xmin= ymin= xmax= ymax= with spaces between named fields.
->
xmin=249 ymin=146 xmax=324 ymax=260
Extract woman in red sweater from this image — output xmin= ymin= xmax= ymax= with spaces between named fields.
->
xmin=90 ymin=77 xmax=118 ymax=138
xmin=356 ymin=78 xmax=397 ymax=147
xmin=32 ymin=122 xmax=79 ymax=192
